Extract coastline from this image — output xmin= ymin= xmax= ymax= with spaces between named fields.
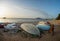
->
xmin=0 ymin=20 xmax=60 ymax=26
xmin=0 ymin=20 xmax=60 ymax=41
xmin=49 ymin=20 xmax=60 ymax=25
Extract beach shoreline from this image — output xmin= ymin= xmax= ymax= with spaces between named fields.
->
xmin=0 ymin=20 xmax=60 ymax=41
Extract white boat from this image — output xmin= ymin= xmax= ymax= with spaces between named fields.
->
xmin=4 ymin=23 xmax=17 ymax=30
xmin=20 ymin=23 xmax=40 ymax=36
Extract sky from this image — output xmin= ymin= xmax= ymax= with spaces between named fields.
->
xmin=0 ymin=0 xmax=60 ymax=18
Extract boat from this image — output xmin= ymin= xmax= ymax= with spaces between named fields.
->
xmin=20 ymin=23 xmax=40 ymax=36
xmin=4 ymin=23 xmax=17 ymax=30
xmin=36 ymin=21 xmax=50 ymax=31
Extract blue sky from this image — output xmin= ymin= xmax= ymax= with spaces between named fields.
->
xmin=0 ymin=0 xmax=60 ymax=18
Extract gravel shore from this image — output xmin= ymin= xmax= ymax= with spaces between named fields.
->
xmin=0 ymin=20 xmax=60 ymax=41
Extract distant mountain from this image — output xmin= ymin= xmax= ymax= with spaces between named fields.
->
xmin=36 ymin=18 xmax=43 ymax=20
xmin=2 ymin=17 xmax=6 ymax=19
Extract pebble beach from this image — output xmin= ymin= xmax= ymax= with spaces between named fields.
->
xmin=0 ymin=20 xmax=60 ymax=41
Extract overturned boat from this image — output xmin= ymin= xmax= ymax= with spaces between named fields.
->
xmin=4 ymin=23 xmax=16 ymax=30
xmin=20 ymin=23 xmax=40 ymax=36
xmin=36 ymin=21 xmax=50 ymax=31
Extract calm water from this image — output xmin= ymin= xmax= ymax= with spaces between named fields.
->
xmin=0 ymin=18 xmax=43 ymax=23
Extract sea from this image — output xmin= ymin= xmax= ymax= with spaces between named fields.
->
xmin=0 ymin=18 xmax=45 ymax=23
